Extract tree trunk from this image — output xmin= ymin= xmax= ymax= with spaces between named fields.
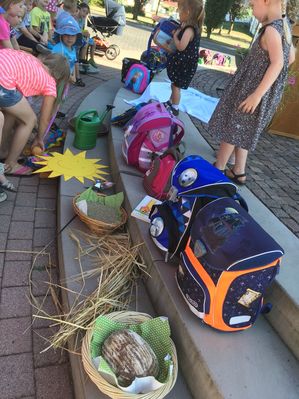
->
xmin=228 ymin=18 xmax=235 ymax=34
xmin=132 ymin=7 xmax=138 ymax=20
xmin=155 ymin=0 xmax=161 ymax=15
xmin=207 ymin=27 xmax=212 ymax=39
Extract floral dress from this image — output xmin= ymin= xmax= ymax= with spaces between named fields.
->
xmin=208 ymin=19 xmax=291 ymax=151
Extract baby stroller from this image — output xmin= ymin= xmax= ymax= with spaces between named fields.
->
xmin=87 ymin=0 xmax=126 ymax=60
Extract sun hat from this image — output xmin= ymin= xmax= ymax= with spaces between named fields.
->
xmin=55 ymin=16 xmax=82 ymax=36
xmin=54 ymin=15 xmax=82 ymax=45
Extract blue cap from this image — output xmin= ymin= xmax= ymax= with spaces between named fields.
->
xmin=0 ymin=6 xmax=5 ymax=14
xmin=54 ymin=16 xmax=82 ymax=46
xmin=55 ymin=16 xmax=81 ymax=36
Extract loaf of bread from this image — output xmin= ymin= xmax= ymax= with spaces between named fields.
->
xmin=102 ymin=329 xmax=159 ymax=386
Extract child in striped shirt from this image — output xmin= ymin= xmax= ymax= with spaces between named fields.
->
xmin=0 ymin=51 xmax=70 ymax=178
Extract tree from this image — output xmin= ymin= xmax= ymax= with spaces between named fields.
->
xmin=228 ymin=0 xmax=251 ymax=34
xmin=205 ymin=0 xmax=234 ymax=39
xmin=132 ymin=0 xmax=148 ymax=20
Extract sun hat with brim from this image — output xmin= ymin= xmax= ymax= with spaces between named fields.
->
xmin=54 ymin=17 xmax=83 ymax=46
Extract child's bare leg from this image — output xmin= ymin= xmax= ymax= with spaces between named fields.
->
xmin=224 ymin=146 xmax=248 ymax=184
xmin=90 ymin=43 xmax=96 ymax=61
xmin=170 ymin=83 xmax=181 ymax=106
xmin=215 ymin=141 xmax=235 ymax=170
xmin=0 ymin=112 xmax=16 ymax=190
xmin=75 ymin=63 xmax=80 ymax=80
xmin=233 ymin=147 xmax=248 ymax=177
xmin=0 ymin=113 xmax=16 ymax=159
xmin=4 ymin=97 xmax=37 ymax=171
xmin=80 ymin=44 xmax=88 ymax=61
xmin=0 ymin=110 xmax=4 ymax=149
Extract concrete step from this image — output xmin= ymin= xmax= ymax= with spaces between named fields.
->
xmin=58 ymin=78 xmax=192 ymax=399
xmin=108 ymin=76 xmax=299 ymax=398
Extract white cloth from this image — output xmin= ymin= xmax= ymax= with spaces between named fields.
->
xmin=125 ymin=82 xmax=219 ymax=124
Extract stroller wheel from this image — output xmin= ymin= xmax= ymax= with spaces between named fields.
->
xmin=110 ymin=44 xmax=120 ymax=56
xmin=105 ymin=45 xmax=118 ymax=60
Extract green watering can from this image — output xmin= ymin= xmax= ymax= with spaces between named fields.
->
xmin=73 ymin=105 xmax=114 ymax=150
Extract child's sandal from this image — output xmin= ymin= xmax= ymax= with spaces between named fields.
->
xmin=75 ymin=78 xmax=85 ymax=87
xmin=226 ymin=168 xmax=246 ymax=185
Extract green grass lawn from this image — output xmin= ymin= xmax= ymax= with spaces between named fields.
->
xmin=90 ymin=5 xmax=252 ymax=49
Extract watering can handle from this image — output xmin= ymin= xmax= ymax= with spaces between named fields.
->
xmin=75 ymin=109 xmax=98 ymax=132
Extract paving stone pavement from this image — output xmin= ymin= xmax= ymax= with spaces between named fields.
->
xmin=0 ymin=64 xmax=118 ymax=399
xmin=0 ymin=38 xmax=298 ymax=398
xmin=190 ymin=68 xmax=299 ymax=238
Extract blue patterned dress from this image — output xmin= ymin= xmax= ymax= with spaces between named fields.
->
xmin=208 ymin=19 xmax=291 ymax=151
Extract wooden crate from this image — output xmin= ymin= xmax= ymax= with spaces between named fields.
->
xmin=268 ymin=25 xmax=299 ymax=139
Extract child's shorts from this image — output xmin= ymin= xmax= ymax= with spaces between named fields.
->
xmin=82 ymin=37 xmax=95 ymax=47
xmin=0 ymin=84 xmax=23 ymax=108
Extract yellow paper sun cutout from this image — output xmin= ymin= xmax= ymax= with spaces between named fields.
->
xmin=33 ymin=149 xmax=108 ymax=183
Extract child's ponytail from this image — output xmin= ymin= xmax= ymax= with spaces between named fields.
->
xmin=282 ymin=0 xmax=292 ymax=45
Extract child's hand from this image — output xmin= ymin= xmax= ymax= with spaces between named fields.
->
xmin=238 ymin=92 xmax=262 ymax=114
xmin=31 ymin=137 xmax=45 ymax=152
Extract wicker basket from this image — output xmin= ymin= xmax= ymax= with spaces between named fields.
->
xmin=81 ymin=311 xmax=178 ymax=399
xmin=73 ymin=195 xmax=127 ymax=235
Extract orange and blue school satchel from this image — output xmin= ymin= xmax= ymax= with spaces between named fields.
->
xmin=176 ymin=197 xmax=284 ymax=332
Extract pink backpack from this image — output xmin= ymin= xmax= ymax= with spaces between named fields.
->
xmin=122 ymin=102 xmax=184 ymax=173
xmin=143 ymin=145 xmax=184 ymax=200
xmin=124 ymin=64 xmax=151 ymax=94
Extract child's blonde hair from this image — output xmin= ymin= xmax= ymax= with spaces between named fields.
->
xmin=41 ymin=53 xmax=70 ymax=85
xmin=63 ymin=0 xmax=77 ymax=12
xmin=282 ymin=0 xmax=293 ymax=44
xmin=179 ymin=0 xmax=205 ymax=31
xmin=0 ymin=0 xmax=23 ymax=11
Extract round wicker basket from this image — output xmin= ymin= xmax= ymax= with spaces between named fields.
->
xmin=73 ymin=195 xmax=127 ymax=235
xmin=81 ymin=311 xmax=178 ymax=399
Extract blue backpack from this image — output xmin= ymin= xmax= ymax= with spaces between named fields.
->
xmin=142 ymin=18 xmax=180 ymax=73
xmin=149 ymin=155 xmax=247 ymax=260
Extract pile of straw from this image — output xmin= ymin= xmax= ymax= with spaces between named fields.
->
xmin=33 ymin=229 xmax=147 ymax=353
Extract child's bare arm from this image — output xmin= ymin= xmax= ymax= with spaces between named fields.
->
xmin=10 ymin=36 xmax=20 ymax=50
xmin=29 ymin=26 xmax=42 ymax=39
xmin=289 ymin=44 xmax=296 ymax=65
xmin=239 ymin=26 xmax=284 ymax=113
xmin=0 ymin=39 xmax=13 ymax=49
xmin=20 ymin=26 xmax=38 ymax=42
xmin=32 ymin=95 xmax=56 ymax=150
xmin=173 ymin=27 xmax=194 ymax=52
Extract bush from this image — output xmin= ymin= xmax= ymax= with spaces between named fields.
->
xmin=125 ymin=5 xmax=145 ymax=17
xmin=90 ymin=0 xmax=105 ymax=7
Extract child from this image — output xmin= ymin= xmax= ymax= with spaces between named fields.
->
xmin=0 ymin=0 xmax=23 ymax=48
xmin=16 ymin=0 xmax=51 ymax=54
xmin=0 ymin=110 xmax=10 ymax=201
xmin=211 ymin=0 xmax=295 ymax=185
xmin=30 ymin=0 xmax=53 ymax=46
xmin=76 ymin=3 xmax=98 ymax=68
xmin=0 ymin=50 xmax=70 ymax=176
xmin=7 ymin=12 xmax=22 ymax=50
xmin=52 ymin=16 xmax=85 ymax=87
xmin=56 ymin=0 xmax=77 ymax=26
xmin=165 ymin=0 xmax=205 ymax=116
